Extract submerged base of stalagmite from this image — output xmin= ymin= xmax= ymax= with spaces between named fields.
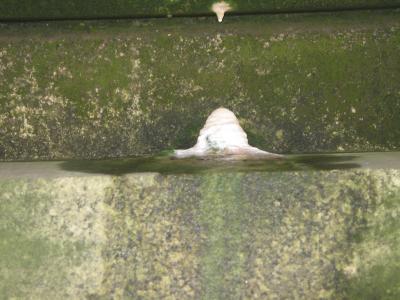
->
xmin=1 ymin=153 xmax=400 ymax=299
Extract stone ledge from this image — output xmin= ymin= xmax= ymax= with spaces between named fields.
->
xmin=1 ymin=0 xmax=400 ymax=21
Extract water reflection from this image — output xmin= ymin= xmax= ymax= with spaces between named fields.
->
xmin=60 ymin=154 xmax=360 ymax=175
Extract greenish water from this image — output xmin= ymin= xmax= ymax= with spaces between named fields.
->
xmin=59 ymin=152 xmax=400 ymax=175
xmin=1 ymin=152 xmax=399 ymax=178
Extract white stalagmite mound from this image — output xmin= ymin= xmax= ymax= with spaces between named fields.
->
xmin=174 ymin=107 xmax=282 ymax=160
xmin=212 ymin=1 xmax=231 ymax=22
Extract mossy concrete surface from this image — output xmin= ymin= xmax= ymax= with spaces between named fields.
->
xmin=0 ymin=169 xmax=400 ymax=299
xmin=1 ymin=0 xmax=400 ymax=20
xmin=1 ymin=10 xmax=400 ymax=161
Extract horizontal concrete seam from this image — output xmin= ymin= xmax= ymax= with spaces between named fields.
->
xmin=1 ymin=5 xmax=399 ymax=23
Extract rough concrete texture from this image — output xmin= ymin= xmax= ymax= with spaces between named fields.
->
xmin=0 ymin=168 xmax=400 ymax=299
xmin=1 ymin=10 xmax=400 ymax=161
xmin=0 ymin=0 xmax=400 ymax=20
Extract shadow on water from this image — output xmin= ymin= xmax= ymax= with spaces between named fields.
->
xmin=59 ymin=154 xmax=361 ymax=175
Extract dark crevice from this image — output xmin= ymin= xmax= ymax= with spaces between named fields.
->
xmin=0 ymin=5 xmax=399 ymax=23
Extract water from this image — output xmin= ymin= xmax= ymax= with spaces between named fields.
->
xmin=57 ymin=151 xmax=400 ymax=174
xmin=61 ymin=153 xmax=361 ymax=174
xmin=1 ymin=152 xmax=399 ymax=178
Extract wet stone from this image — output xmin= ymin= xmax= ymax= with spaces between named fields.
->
xmin=0 ymin=10 xmax=400 ymax=161
xmin=0 ymin=158 xmax=400 ymax=299
xmin=1 ymin=0 xmax=399 ymax=20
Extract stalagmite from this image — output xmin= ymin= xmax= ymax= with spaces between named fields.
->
xmin=212 ymin=1 xmax=232 ymax=22
xmin=174 ymin=107 xmax=282 ymax=160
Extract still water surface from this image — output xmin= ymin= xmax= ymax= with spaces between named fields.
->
xmin=0 ymin=152 xmax=399 ymax=178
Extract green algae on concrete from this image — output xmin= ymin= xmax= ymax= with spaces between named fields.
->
xmin=199 ymin=174 xmax=249 ymax=299
xmin=0 ymin=177 xmax=114 ymax=298
xmin=1 ymin=10 xmax=400 ymax=161
xmin=1 ymin=168 xmax=400 ymax=299
xmin=341 ymin=174 xmax=400 ymax=299
xmin=1 ymin=0 xmax=400 ymax=20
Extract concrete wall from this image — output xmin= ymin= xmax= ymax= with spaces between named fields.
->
xmin=1 ymin=10 xmax=400 ymax=161
xmin=1 ymin=169 xmax=399 ymax=299
xmin=1 ymin=0 xmax=400 ymax=20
